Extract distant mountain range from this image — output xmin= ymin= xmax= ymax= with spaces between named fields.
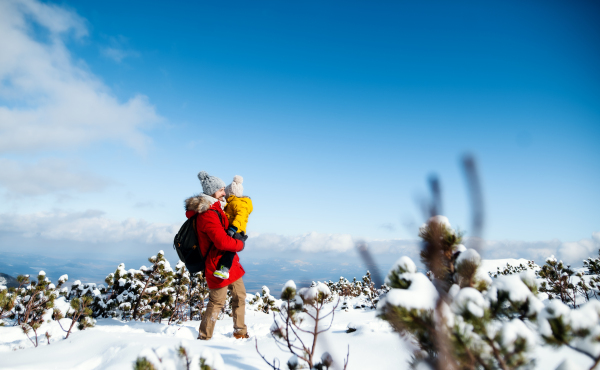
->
xmin=0 ymin=273 xmax=19 ymax=289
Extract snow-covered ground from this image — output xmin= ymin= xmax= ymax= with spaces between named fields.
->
xmin=0 ymin=295 xmax=409 ymax=370
xmin=1 ymin=259 xmax=598 ymax=370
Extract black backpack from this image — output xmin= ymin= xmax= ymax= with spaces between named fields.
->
xmin=173 ymin=209 xmax=222 ymax=274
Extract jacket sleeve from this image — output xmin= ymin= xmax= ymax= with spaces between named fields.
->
xmin=229 ymin=201 xmax=245 ymax=231
xmin=201 ymin=211 xmax=244 ymax=253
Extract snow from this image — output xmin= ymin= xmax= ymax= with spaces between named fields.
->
xmin=38 ymin=271 xmax=46 ymax=277
xmin=0 ymin=296 xmax=412 ymax=369
xmin=490 ymin=274 xmax=535 ymax=303
xmin=451 ymin=287 xmax=487 ymax=318
xmin=428 ymin=215 xmax=451 ymax=228
xmin=456 ymin=248 xmax=481 ymax=267
xmin=282 ymin=280 xmax=296 ymax=292
xmin=199 ymin=348 xmax=225 ymax=369
xmin=298 ymin=282 xmax=331 ymax=303
xmin=262 ymin=285 xmax=270 ymax=296
xmin=382 ymin=273 xmax=438 ymax=310
xmin=455 ymin=243 xmax=467 ymax=251
xmin=287 ymin=354 xmax=299 ymax=367
xmin=391 ymin=256 xmax=417 ymax=274
xmin=1 ymin=256 xmax=599 ymax=369
xmin=499 ymin=319 xmax=536 ymax=353
xmin=555 ymin=359 xmax=585 ymax=370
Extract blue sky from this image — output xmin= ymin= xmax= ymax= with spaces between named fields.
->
xmin=0 ymin=0 xmax=598 ymax=289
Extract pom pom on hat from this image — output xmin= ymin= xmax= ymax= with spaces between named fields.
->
xmin=198 ymin=171 xmax=210 ymax=181
xmin=225 ymin=175 xmax=244 ymax=198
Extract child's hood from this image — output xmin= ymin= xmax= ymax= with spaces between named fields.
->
xmin=225 ymin=195 xmax=253 ymax=209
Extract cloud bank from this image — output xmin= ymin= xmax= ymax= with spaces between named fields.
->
xmin=0 ymin=158 xmax=109 ymax=196
xmin=0 ymin=210 xmax=177 ymax=244
xmin=1 ymin=210 xmax=596 ymax=266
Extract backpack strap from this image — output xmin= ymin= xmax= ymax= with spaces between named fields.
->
xmin=210 ymin=208 xmax=223 ymax=225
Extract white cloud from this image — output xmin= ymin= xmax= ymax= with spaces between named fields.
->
xmin=558 ymin=234 xmax=600 ymax=264
xmin=0 ymin=0 xmax=161 ymax=153
xmin=101 ymin=47 xmax=140 ymax=63
xmin=247 ymin=232 xmax=354 ymax=253
xmin=0 ymin=158 xmax=109 ymax=195
xmin=0 ymin=207 xmax=597 ymax=268
xmin=0 ymin=210 xmax=177 ymax=244
xmin=480 ymin=239 xmax=562 ymax=262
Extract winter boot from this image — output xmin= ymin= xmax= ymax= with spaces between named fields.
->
xmin=233 ymin=331 xmax=249 ymax=339
xmin=213 ymin=266 xmax=230 ymax=279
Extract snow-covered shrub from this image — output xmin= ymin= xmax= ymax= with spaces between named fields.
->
xmin=326 ymin=277 xmax=361 ymax=297
xmin=188 ymin=271 xmax=209 ymax=321
xmin=325 ymin=271 xmax=389 ymax=311
xmin=53 ymin=295 xmax=95 ymax=338
xmin=256 ymin=280 xmax=348 ymax=370
xmin=583 ymin=249 xmax=600 ymax=300
xmin=133 ymin=345 xmax=224 ymax=370
xmin=248 ymin=286 xmax=278 ymax=314
xmin=143 ymin=251 xmax=175 ymax=322
xmin=66 ymin=279 xmax=108 ymax=318
xmin=199 ymin=348 xmax=225 ymax=370
xmin=538 ymin=299 xmax=600 ymax=367
xmin=103 ymin=263 xmax=137 ymax=319
xmin=489 ymin=260 xmax=538 ymax=278
xmin=418 ymin=215 xmax=464 ymax=290
xmin=379 ymin=216 xmax=541 ymax=370
xmin=168 ymin=261 xmax=191 ymax=324
xmin=102 ymin=251 xmax=175 ymax=321
xmin=10 ymin=272 xmax=67 ymax=347
xmin=0 ymin=286 xmax=16 ymax=323
xmin=538 ymin=255 xmax=586 ymax=307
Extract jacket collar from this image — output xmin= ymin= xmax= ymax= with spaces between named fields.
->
xmin=184 ymin=194 xmax=225 ymax=214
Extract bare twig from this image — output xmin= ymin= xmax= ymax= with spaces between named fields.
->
xmin=462 ymin=154 xmax=485 ymax=252
xmin=255 ymin=337 xmax=281 ymax=370
xmin=356 ymin=242 xmax=384 ymax=288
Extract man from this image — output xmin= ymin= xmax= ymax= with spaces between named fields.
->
xmin=184 ymin=171 xmax=249 ymax=340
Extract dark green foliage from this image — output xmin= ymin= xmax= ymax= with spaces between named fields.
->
xmin=248 ymin=286 xmax=278 ymax=314
xmin=538 ymin=256 xmax=588 ymax=307
xmin=13 ymin=272 xmax=66 ymax=347
xmin=177 ymin=345 xmax=191 ymax=370
xmin=187 ymin=271 xmax=208 ymax=321
xmin=0 ymin=288 xmax=16 ymax=321
xmin=583 ymin=249 xmax=600 ymax=300
xmin=133 ymin=357 xmax=156 ymax=370
xmin=489 ymin=261 xmax=538 ymax=278
xmin=419 ymin=218 xmax=463 ymax=291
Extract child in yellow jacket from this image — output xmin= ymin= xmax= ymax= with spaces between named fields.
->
xmin=214 ymin=175 xmax=253 ymax=279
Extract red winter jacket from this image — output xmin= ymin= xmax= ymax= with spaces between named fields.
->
xmin=184 ymin=195 xmax=245 ymax=289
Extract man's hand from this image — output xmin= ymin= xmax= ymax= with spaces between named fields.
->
xmin=233 ymin=231 xmax=248 ymax=250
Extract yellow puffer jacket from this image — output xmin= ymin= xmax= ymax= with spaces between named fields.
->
xmin=224 ymin=195 xmax=253 ymax=233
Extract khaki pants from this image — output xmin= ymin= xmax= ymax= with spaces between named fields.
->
xmin=198 ymin=277 xmax=247 ymax=340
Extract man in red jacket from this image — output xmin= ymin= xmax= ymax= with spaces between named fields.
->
xmin=185 ymin=171 xmax=249 ymax=340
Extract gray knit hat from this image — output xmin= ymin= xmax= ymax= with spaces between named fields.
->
xmin=198 ymin=171 xmax=225 ymax=196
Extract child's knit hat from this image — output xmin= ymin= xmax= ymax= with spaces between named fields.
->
xmin=198 ymin=171 xmax=225 ymax=196
xmin=225 ymin=175 xmax=243 ymax=198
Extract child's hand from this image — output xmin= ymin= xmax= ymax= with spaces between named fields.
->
xmin=226 ymin=226 xmax=238 ymax=237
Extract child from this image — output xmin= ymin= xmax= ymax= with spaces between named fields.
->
xmin=214 ymin=175 xmax=253 ymax=279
